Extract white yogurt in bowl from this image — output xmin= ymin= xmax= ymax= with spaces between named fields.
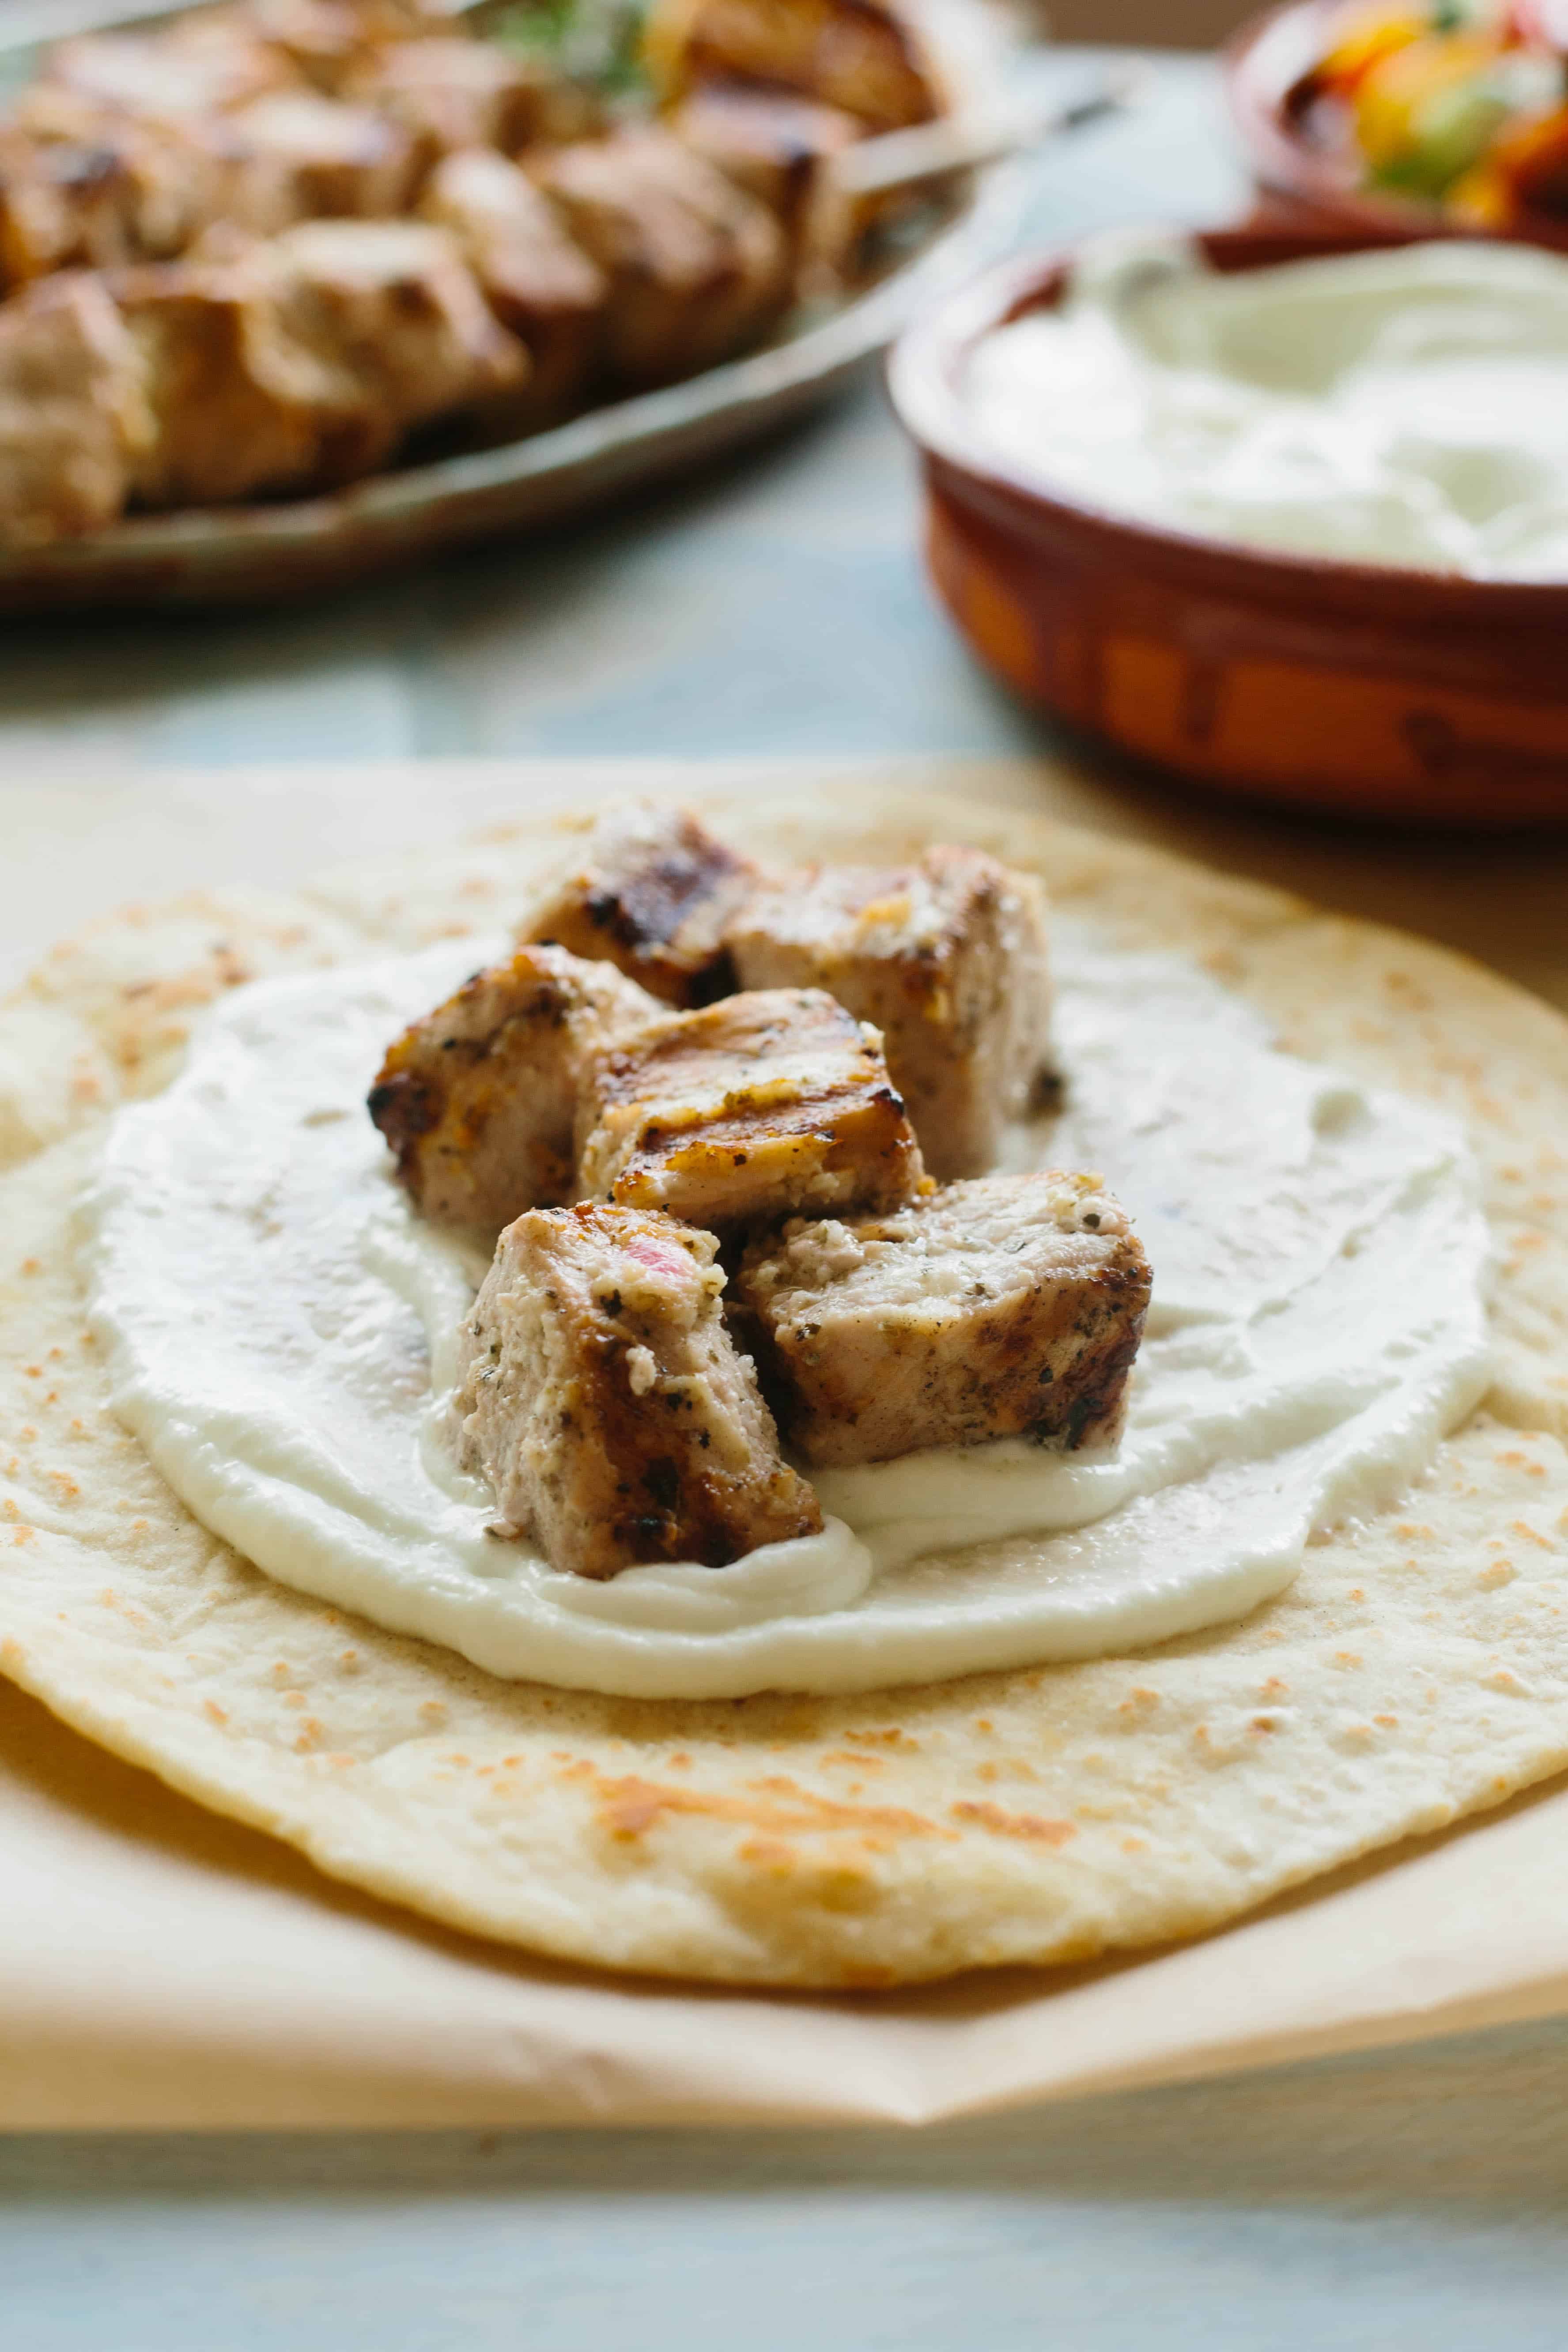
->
xmin=961 ymin=234 xmax=1568 ymax=579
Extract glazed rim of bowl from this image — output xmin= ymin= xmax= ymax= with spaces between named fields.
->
xmin=885 ymin=227 xmax=1568 ymax=620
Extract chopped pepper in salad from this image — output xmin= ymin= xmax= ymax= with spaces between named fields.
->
xmin=1290 ymin=0 xmax=1568 ymax=227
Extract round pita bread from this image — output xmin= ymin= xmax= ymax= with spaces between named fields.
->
xmin=3 ymin=786 xmax=1568 ymax=1988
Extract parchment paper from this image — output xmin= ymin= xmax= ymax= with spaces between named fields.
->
xmin=5 ymin=752 xmax=1568 ymax=2130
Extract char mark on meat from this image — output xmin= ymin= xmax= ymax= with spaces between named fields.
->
xmin=727 ymin=843 xmax=1055 ymax=1181
xmin=368 ymin=942 xmax=660 ymax=1232
xmin=523 ymin=802 xmax=760 ymax=1006
xmin=576 ymin=984 xmax=925 ymax=1236
xmin=735 ymin=1168 xmax=1150 ymax=1467
xmin=456 ymin=1200 xmax=823 ymax=1578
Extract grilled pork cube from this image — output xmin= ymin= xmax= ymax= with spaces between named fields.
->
xmin=263 ymin=217 xmax=526 ymax=436
xmin=419 ymin=149 xmax=607 ymax=423
xmin=113 ymin=246 xmax=384 ymax=506
xmin=344 ymin=37 xmax=566 ymax=162
xmin=523 ymin=802 xmax=757 ymax=1006
xmin=4 ymin=78 xmax=284 ymax=273
xmin=577 ymin=987 xmax=924 ymax=1233
xmin=728 ymin=845 xmax=1054 ymax=1180
xmin=368 ymin=943 xmax=662 ymax=1231
xmin=643 ymin=0 xmax=944 ymax=133
xmin=0 ymin=95 xmax=224 ymax=282
xmin=0 ymin=274 xmax=150 ymax=546
xmin=120 ymin=221 xmax=522 ymax=507
xmin=240 ymin=0 xmax=385 ymax=91
xmin=457 ymin=1202 xmax=823 ymax=1578
xmin=669 ymin=83 xmax=861 ymax=283
xmin=221 ymin=91 xmax=419 ymax=222
xmin=736 ymin=1171 xmax=1152 ymax=1467
xmin=530 ymin=126 xmax=787 ymax=389
xmin=0 ymin=123 xmax=142 ymax=286
xmin=244 ymin=0 xmax=457 ymax=92
xmin=43 ymin=21 xmax=302 ymax=125
xmin=0 ymin=133 xmax=78 ymax=288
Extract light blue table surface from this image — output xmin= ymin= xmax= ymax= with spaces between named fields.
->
xmin=8 ymin=48 xmax=1568 ymax=2351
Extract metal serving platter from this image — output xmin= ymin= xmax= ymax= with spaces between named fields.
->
xmin=0 ymin=3 xmax=1032 ymax=612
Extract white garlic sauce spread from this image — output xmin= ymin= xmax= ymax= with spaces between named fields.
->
xmin=963 ymin=234 xmax=1568 ymax=578
xmin=79 ymin=930 xmax=1492 ymax=1700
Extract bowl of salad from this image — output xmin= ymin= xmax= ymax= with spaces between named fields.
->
xmin=1227 ymin=0 xmax=1568 ymax=247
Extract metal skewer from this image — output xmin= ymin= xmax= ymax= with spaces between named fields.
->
xmin=830 ymin=63 xmax=1145 ymax=200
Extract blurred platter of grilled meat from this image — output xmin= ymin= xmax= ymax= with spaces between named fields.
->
xmin=0 ymin=0 xmax=1024 ymax=608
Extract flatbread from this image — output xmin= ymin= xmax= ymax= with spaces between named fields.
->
xmin=3 ymin=786 xmax=1568 ymax=1989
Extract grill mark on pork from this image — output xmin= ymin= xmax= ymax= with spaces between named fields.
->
xmin=523 ymin=803 xmax=759 ymax=1007
xmin=528 ymin=126 xmax=789 ymax=393
xmin=576 ymin=985 xmax=925 ymax=1236
xmin=417 ymin=147 xmax=608 ymax=427
xmin=726 ymin=844 xmax=1055 ymax=1181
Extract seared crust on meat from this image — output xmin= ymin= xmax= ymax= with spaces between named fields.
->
xmin=643 ymin=0 xmax=945 ymax=132
xmin=728 ymin=844 xmax=1054 ymax=1180
xmin=237 ymin=2 xmax=453 ymax=96
xmin=261 ymin=216 xmax=526 ymax=434
xmin=43 ymin=22 xmax=303 ymax=124
xmin=344 ymin=36 xmax=573 ymax=161
xmin=112 ymin=240 xmax=385 ymax=506
xmin=578 ymin=985 xmax=924 ymax=1233
xmin=0 ymin=95 xmax=228 ymax=281
xmin=0 ymin=273 xmax=151 ymax=546
xmin=419 ymin=148 xmax=608 ymax=425
xmin=524 ymin=803 xmax=759 ymax=1006
xmin=368 ymin=943 xmax=661 ymax=1231
xmin=457 ymin=1202 xmax=823 ymax=1578
xmin=529 ymin=126 xmax=788 ymax=389
xmin=736 ymin=1170 xmax=1151 ymax=1466
xmin=114 ymin=219 xmax=522 ymax=507
xmin=668 ymin=84 xmax=861 ymax=278
xmin=220 ymin=90 xmax=419 ymax=223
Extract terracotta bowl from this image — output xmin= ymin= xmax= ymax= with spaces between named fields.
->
xmin=886 ymin=225 xmax=1568 ymax=825
xmin=1224 ymin=0 xmax=1568 ymax=255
